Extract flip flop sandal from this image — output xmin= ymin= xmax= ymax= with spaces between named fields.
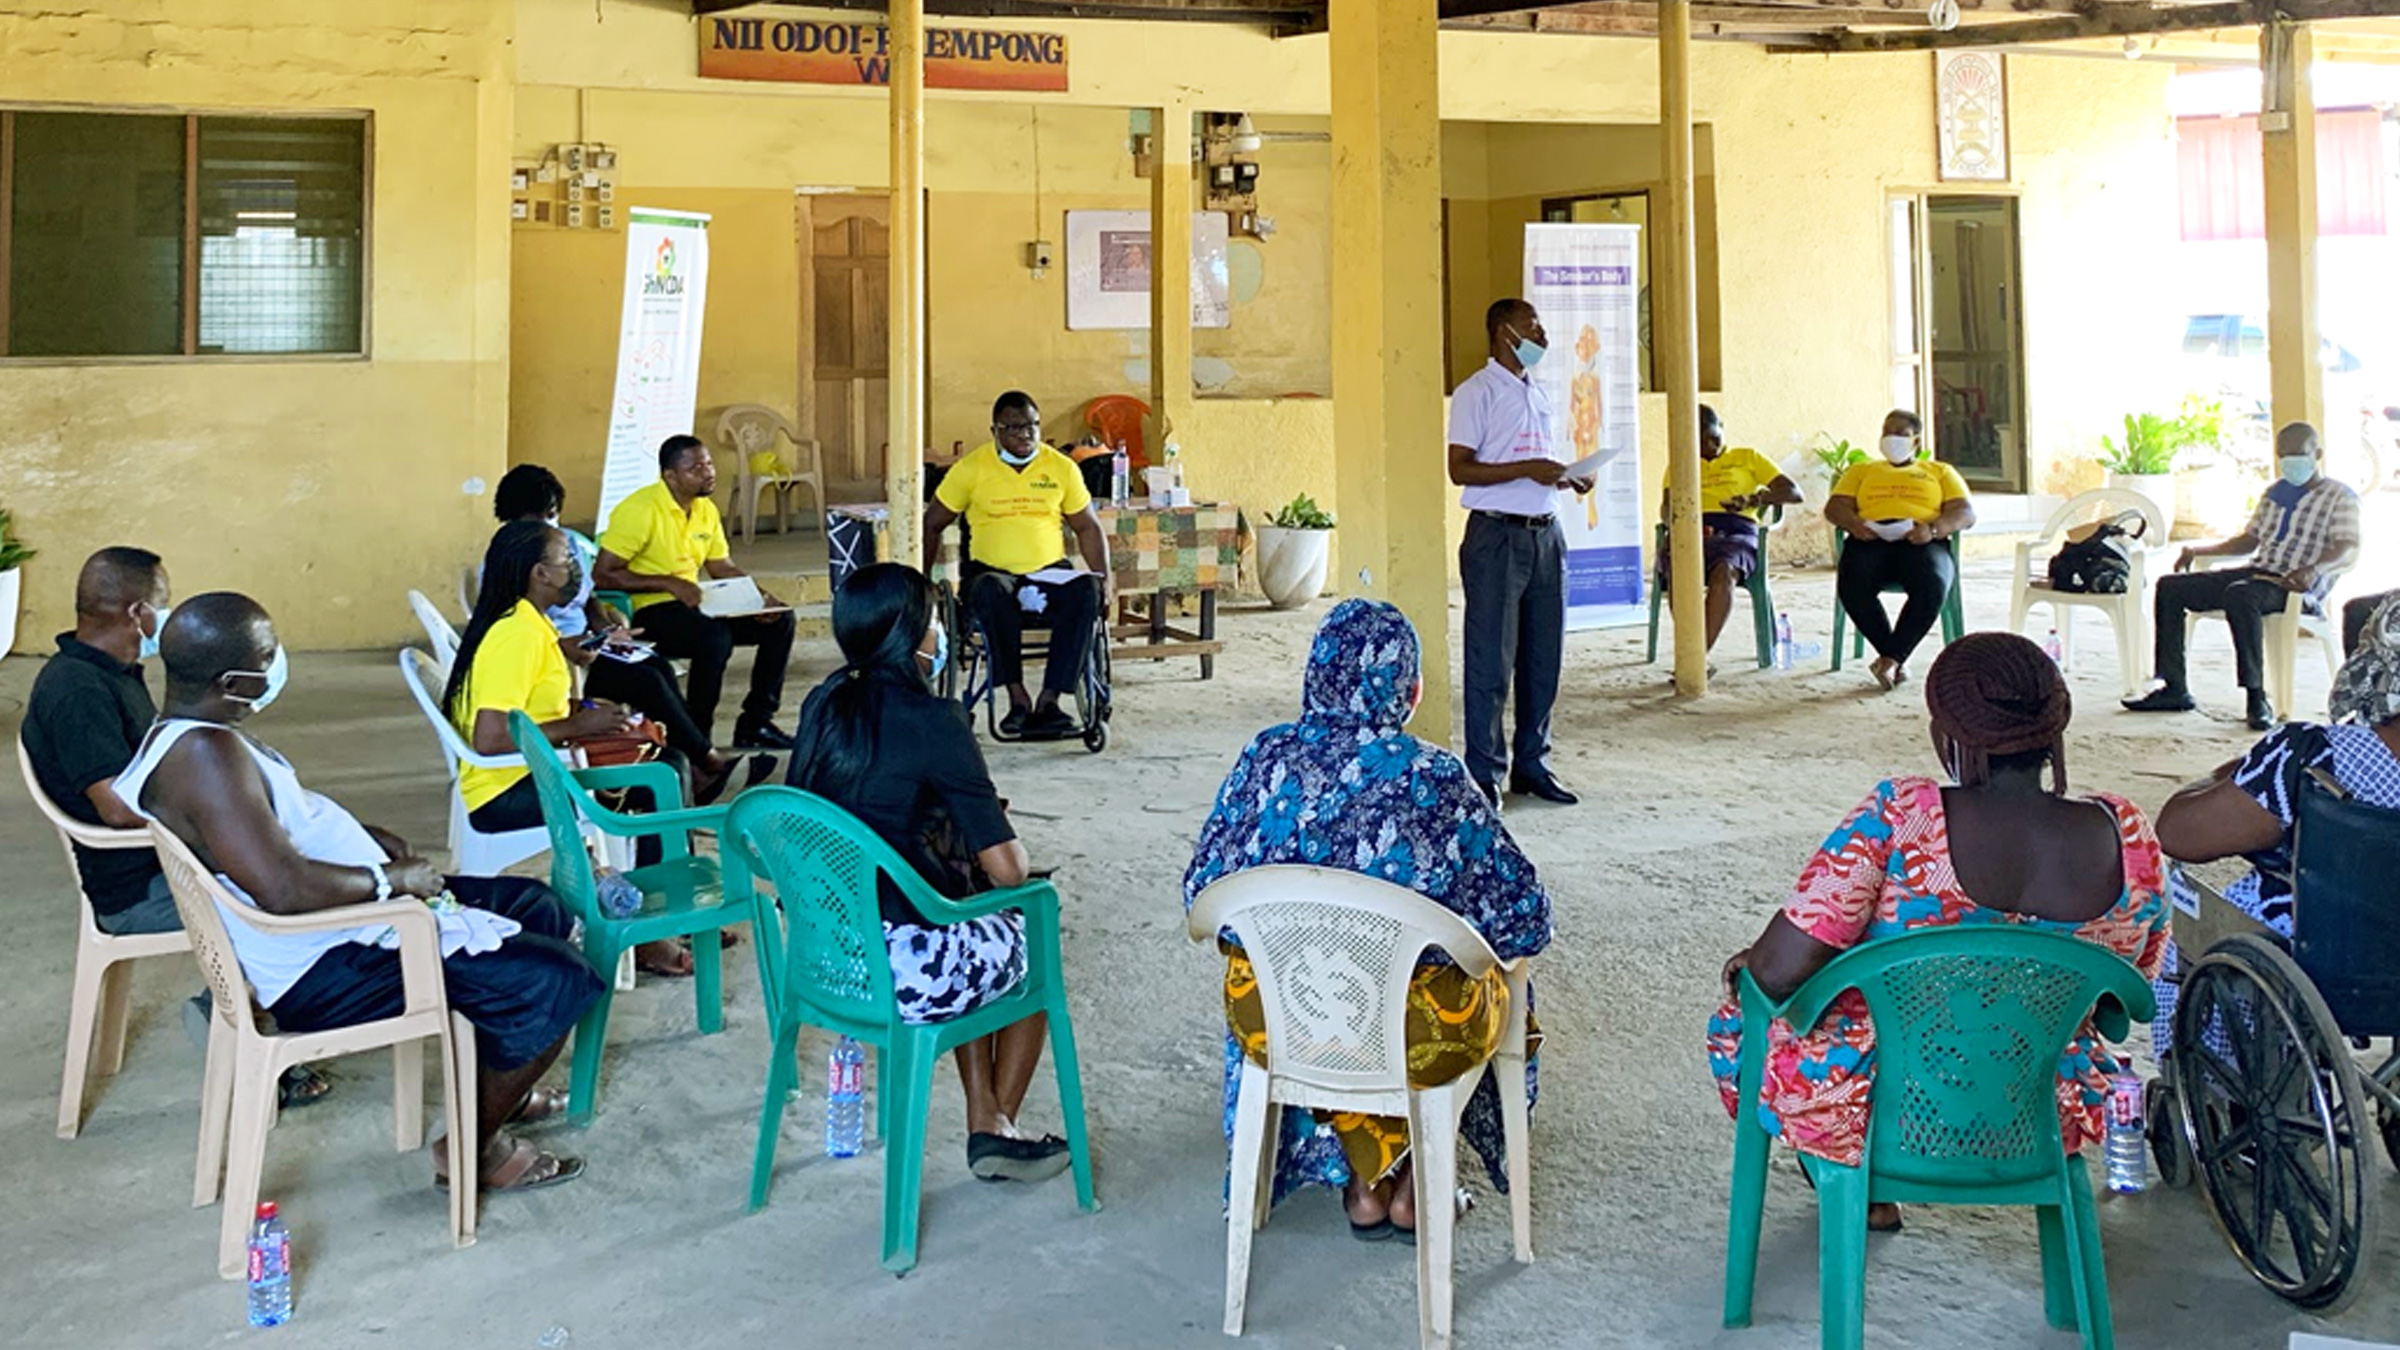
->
xmin=506 ymin=1085 xmax=569 ymax=1129
xmin=966 ymin=1131 xmax=1072 ymax=1183
xmin=634 ymin=943 xmax=696 ymax=979
xmin=1349 ymin=1218 xmax=1396 ymax=1243
xmin=277 ymin=1065 xmax=334 ymax=1110
xmin=435 ymin=1138 xmax=585 ymax=1193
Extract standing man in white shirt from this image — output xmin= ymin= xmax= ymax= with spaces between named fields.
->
xmin=1448 ymin=297 xmax=1594 ymax=810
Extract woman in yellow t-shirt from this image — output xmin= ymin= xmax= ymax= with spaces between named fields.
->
xmin=444 ymin=520 xmax=694 ymax=977
xmin=1824 ymin=410 xmax=1977 ymax=690
xmin=1659 ymin=404 xmax=1804 ymax=655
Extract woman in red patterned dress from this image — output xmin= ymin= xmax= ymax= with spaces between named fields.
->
xmin=1707 ymin=632 xmax=2169 ymax=1230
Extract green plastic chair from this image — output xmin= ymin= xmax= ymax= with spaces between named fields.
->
xmin=1829 ymin=531 xmax=1966 ymax=671
xmin=721 ymin=786 xmax=1099 ymax=1273
xmin=505 ymin=710 xmax=737 ymax=1125
xmin=1646 ymin=505 xmax=1783 ymax=670
xmin=1722 ymin=925 xmax=2153 ymax=1350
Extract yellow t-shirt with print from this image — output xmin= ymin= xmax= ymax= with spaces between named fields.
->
xmin=936 ymin=442 xmax=1093 ymax=575
xmin=1687 ymin=446 xmax=1785 ymax=520
xmin=598 ymin=480 xmax=730 ymax=612
xmin=1832 ymin=458 xmax=1971 ymax=524
xmin=453 ymin=600 xmax=571 ymax=811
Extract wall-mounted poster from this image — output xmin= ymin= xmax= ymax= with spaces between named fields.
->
xmin=1936 ymin=51 xmax=2008 ymax=183
xmin=1064 ymin=210 xmax=1231 ymax=330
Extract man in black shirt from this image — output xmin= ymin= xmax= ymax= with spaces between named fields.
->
xmin=23 ymin=548 xmax=176 ymax=931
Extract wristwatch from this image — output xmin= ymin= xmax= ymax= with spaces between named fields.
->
xmin=366 ymin=860 xmax=392 ymax=902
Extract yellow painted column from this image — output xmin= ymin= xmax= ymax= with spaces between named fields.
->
xmin=2262 ymin=21 xmax=2323 ymax=437
xmin=1150 ymin=101 xmax=1193 ymax=462
xmin=1660 ymin=0 xmax=1706 ymax=696
xmin=886 ymin=0 xmax=927 ymax=569
xmin=1329 ymin=0 xmax=1452 ymax=732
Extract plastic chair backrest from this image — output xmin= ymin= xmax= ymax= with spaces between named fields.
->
xmin=506 ymin=710 xmax=603 ymax=918
xmin=408 ymin=590 xmax=460 ymax=673
xmin=397 ymin=648 xmax=525 ymax=777
xmin=145 ymin=822 xmax=262 ymax=1031
xmin=2033 ymin=487 xmax=2165 ymax=550
xmin=1776 ymin=925 xmax=2152 ymax=1187
xmin=723 ymin=786 xmax=916 ymax=1030
xmin=1080 ymin=395 xmax=1150 ymax=469
xmin=2292 ymin=768 xmax=2400 ymax=1036
xmin=716 ymin=403 xmax=800 ymax=475
xmin=16 ymin=735 xmax=151 ymax=859
xmin=1187 ymin=864 xmax=1500 ymax=1096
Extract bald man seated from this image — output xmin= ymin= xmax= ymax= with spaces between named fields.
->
xmin=116 ymin=592 xmax=605 ymax=1192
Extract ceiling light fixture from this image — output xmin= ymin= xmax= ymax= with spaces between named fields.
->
xmin=1927 ymin=0 xmax=1960 ymax=32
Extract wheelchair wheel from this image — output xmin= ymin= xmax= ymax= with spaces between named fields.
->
xmin=2146 ymin=1075 xmax=2193 ymax=1190
xmin=1082 ymin=719 xmax=1108 ymax=753
xmin=2381 ymin=1104 xmax=2400 ymax=1174
xmin=2174 ymin=933 xmax=2378 ymax=1312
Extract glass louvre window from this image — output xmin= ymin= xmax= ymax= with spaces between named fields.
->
xmin=197 ymin=118 xmax=364 ymax=354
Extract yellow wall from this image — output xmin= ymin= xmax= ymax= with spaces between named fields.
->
xmin=0 ymin=1 xmax=513 ymax=649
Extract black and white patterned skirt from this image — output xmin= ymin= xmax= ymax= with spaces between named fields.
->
xmin=884 ymin=910 xmax=1027 ymax=1025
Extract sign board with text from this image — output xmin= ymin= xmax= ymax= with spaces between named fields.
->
xmin=700 ymin=15 xmax=1069 ymax=93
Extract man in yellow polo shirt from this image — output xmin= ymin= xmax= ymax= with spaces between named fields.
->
xmin=1824 ymin=409 xmax=1977 ymax=690
xmin=594 ymin=434 xmax=797 ymax=750
xmin=923 ymin=390 xmax=1112 ymax=739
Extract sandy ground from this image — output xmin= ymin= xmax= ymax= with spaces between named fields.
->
xmin=1 ymin=541 xmax=2396 ymax=1350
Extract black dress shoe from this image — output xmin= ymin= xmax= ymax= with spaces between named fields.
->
xmin=732 ymin=720 xmax=794 ymax=751
xmin=1025 ymin=707 xmax=1077 ymax=739
xmin=1000 ymin=706 xmax=1029 ymax=737
xmin=2121 ymin=686 xmax=2196 ymax=714
xmin=1508 ymin=772 xmax=1579 ymax=806
xmin=2245 ymin=689 xmax=2276 ymax=732
xmin=1476 ymin=780 xmax=1503 ymax=814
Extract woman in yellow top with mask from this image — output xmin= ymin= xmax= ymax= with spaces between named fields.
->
xmin=1824 ymin=410 xmax=1977 ymax=690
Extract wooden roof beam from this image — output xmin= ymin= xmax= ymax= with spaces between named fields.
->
xmin=1814 ymin=0 xmax=2400 ymax=52
xmin=692 ymin=0 xmax=1322 ymax=24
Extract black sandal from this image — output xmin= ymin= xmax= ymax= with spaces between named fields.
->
xmin=966 ymin=1131 xmax=1071 ymax=1183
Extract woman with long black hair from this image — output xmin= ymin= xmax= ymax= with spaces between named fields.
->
xmin=786 ymin=562 xmax=1072 ymax=1181
xmin=446 ymin=519 xmax=696 ymax=977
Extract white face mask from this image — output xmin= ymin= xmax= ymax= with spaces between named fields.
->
xmin=135 ymin=602 xmax=171 ymax=662
xmin=919 ymin=623 xmax=949 ymax=680
xmin=226 ymin=645 xmax=290 ymax=712
xmin=1880 ymin=435 xmax=1917 ymax=465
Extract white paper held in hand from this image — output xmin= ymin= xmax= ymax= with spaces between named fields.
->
xmin=1863 ymin=518 xmax=1918 ymax=542
xmin=697 ymin=576 xmax=779 ymax=618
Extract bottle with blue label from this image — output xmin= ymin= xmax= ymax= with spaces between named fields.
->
xmin=246 ymin=1202 xmax=292 ymax=1327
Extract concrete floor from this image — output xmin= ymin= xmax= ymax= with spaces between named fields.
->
xmin=3 ymin=542 xmax=2398 ymax=1350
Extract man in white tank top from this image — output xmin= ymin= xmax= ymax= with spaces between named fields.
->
xmin=124 ymin=593 xmax=604 ymax=1193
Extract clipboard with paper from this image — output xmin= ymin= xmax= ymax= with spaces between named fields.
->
xmin=696 ymin=576 xmax=788 ymax=619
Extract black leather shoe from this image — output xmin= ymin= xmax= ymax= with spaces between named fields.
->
xmin=1476 ymin=780 xmax=1503 ymax=814
xmin=2121 ymin=686 xmax=2196 ymax=714
xmin=1508 ymin=772 xmax=1580 ymax=806
xmin=1000 ymin=706 xmax=1029 ymax=737
xmin=732 ymin=720 xmax=794 ymax=751
xmin=2245 ymin=689 xmax=2276 ymax=732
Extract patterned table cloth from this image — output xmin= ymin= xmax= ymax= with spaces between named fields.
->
xmin=1096 ymin=501 xmax=1243 ymax=595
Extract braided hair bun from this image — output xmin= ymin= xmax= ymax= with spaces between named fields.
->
xmin=1923 ymin=632 xmax=2073 ymax=791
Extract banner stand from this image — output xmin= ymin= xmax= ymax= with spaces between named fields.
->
xmin=1524 ymin=222 xmax=1645 ymax=631
xmin=597 ymin=208 xmax=712 ymax=531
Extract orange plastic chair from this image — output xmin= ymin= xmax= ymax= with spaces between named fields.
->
xmin=18 ymin=737 xmax=194 ymax=1139
xmin=151 ymin=824 xmax=479 ymax=1279
xmin=1080 ymin=395 xmax=1151 ymax=471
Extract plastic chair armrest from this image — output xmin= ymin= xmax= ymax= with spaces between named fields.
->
xmin=53 ymin=820 xmax=153 ymax=851
xmin=911 ymin=878 xmax=1059 ymax=926
xmin=565 ymin=764 xmax=726 ymax=841
xmin=233 ymin=894 xmax=437 ymax=938
xmin=2091 ymin=993 xmax=2134 ymax=1043
xmin=570 ymin=761 xmax=690 ymax=812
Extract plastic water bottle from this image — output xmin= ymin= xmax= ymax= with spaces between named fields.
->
xmin=2103 ymin=1070 xmax=2148 ymax=1194
xmin=825 ymin=1036 xmax=866 ymax=1158
xmin=1109 ymin=441 xmax=1130 ymax=508
xmin=2044 ymin=628 xmax=2065 ymax=669
xmin=246 ymin=1202 xmax=292 ymax=1327
xmin=1773 ymin=612 xmax=1795 ymax=671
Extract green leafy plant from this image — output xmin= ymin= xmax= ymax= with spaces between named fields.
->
xmin=1266 ymin=493 xmax=1335 ymax=529
xmin=0 ymin=510 xmax=33 ymax=572
xmin=2099 ymin=397 xmax=2225 ymax=476
xmin=1808 ymin=435 xmax=1870 ymax=481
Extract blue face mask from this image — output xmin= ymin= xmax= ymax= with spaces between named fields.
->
xmin=2280 ymin=454 xmax=2318 ymax=487
xmin=1508 ymin=326 xmax=1546 ymax=372
xmin=135 ymin=602 xmax=170 ymax=662
xmin=921 ymin=624 xmax=949 ymax=681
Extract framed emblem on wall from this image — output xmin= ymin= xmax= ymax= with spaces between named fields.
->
xmin=1936 ymin=51 xmax=2009 ymax=183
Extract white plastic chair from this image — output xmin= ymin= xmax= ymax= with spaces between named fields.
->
xmin=17 ymin=737 xmax=194 ymax=1139
xmin=408 ymin=589 xmax=461 ymax=673
xmin=2182 ymin=554 xmax=2349 ymax=717
xmin=150 ymin=823 xmax=478 ymax=1280
xmin=2008 ymin=488 xmax=2165 ymax=696
xmin=715 ymin=403 xmax=826 ymax=541
xmin=1187 ymin=865 xmax=1533 ymax=1350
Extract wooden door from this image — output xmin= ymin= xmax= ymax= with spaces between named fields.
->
xmin=798 ymin=193 xmax=890 ymax=497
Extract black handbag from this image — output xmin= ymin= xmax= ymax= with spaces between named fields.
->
xmin=2046 ymin=510 xmax=2147 ymax=594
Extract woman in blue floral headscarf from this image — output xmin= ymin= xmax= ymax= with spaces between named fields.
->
xmin=1182 ymin=599 xmax=1551 ymax=1241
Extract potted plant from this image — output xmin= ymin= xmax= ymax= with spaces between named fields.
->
xmin=2099 ymin=398 xmax=2220 ymax=536
xmin=1256 ymin=493 xmax=1334 ymax=610
xmin=1789 ymin=434 xmax=1871 ymax=567
xmin=0 ymin=510 xmax=34 ymax=661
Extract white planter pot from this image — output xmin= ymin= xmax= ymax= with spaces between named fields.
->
xmin=1255 ymin=526 xmax=1331 ymax=610
xmin=0 ymin=568 xmax=18 ymax=660
xmin=2107 ymin=471 xmax=2176 ymax=538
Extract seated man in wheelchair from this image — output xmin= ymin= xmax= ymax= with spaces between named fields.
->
xmin=922 ymin=390 xmax=1113 ymax=740
xmin=2149 ymin=592 xmax=2400 ymax=1055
